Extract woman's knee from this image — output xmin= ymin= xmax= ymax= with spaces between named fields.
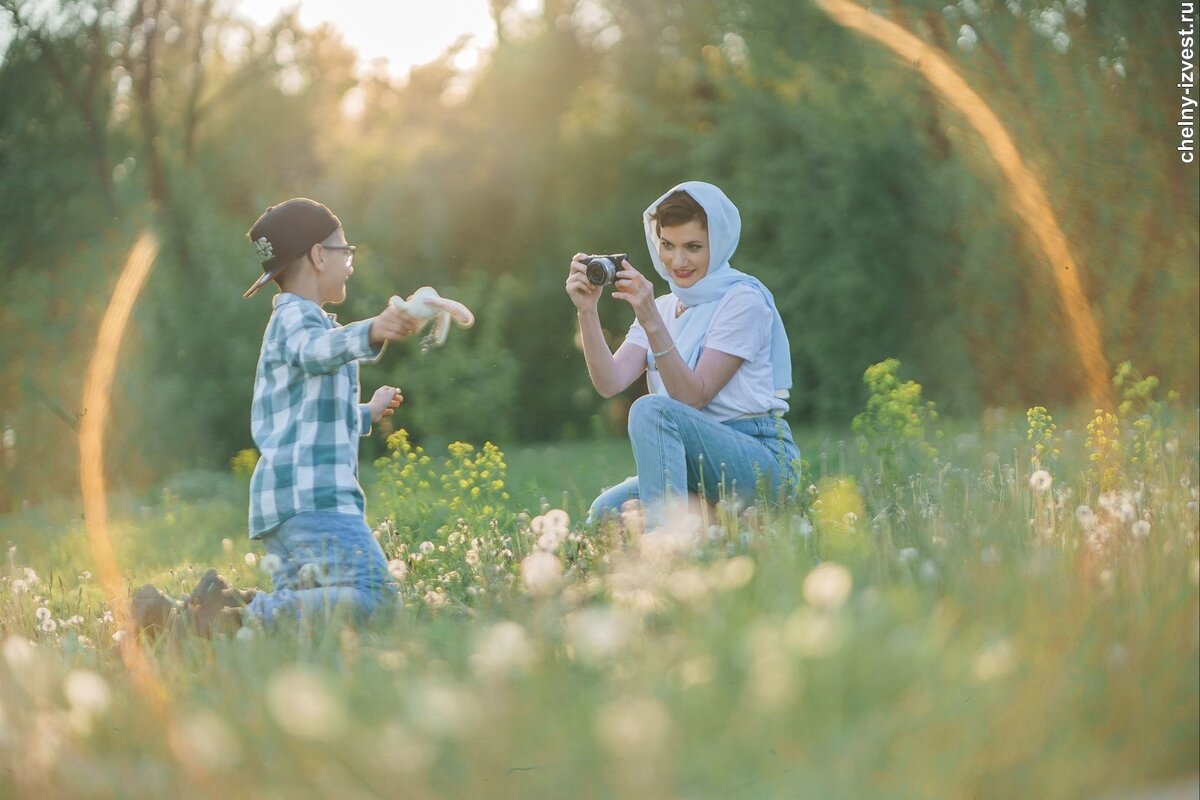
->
xmin=627 ymin=394 xmax=675 ymax=438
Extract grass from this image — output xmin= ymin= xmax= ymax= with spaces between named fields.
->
xmin=0 ymin=409 xmax=1197 ymax=800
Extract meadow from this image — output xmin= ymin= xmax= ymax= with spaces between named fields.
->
xmin=0 ymin=363 xmax=1197 ymax=800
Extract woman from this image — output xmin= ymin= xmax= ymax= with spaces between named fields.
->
xmin=566 ymin=181 xmax=800 ymax=531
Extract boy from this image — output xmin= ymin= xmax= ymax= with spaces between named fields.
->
xmin=133 ymin=198 xmax=421 ymax=638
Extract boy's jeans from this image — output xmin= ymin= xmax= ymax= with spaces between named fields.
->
xmin=244 ymin=510 xmax=396 ymax=628
xmin=587 ymin=394 xmax=802 ymax=531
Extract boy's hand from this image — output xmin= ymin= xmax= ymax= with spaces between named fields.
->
xmin=367 ymin=386 xmax=403 ymax=423
xmin=370 ymin=304 xmax=423 ymax=347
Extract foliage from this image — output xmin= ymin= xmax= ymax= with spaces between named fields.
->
xmin=1025 ymin=405 xmax=1060 ymax=472
xmin=851 ymin=358 xmax=939 ymax=481
xmin=0 ymin=0 xmax=1196 ymax=499
xmin=1085 ymin=408 xmax=1122 ymax=492
xmin=0 ymin=408 xmax=1197 ymax=799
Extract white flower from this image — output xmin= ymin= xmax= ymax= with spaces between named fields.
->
xmin=595 ymin=697 xmax=672 ymax=762
xmin=174 ymin=710 xmax=242 ymax=770
xmin=419 ymin=541 xmax=435 ymax=555
xmin=387 ymin=558 xmax=408 ymax=581
xmin=536 ymin=528 xmax=566 ymax=553
xmin=784 ymin=608 xmax=841 ymax=658
xmin=266 ymin=667 xmax=345 ymax=741
xmin=2 ymin=636 xmax=36 ymax=670
xmin=565 ymin=607 xmax=634 ymax=663
xmin=470 ymin=621 xmax=535 ymax=678
xmin=252 ymin=236 xmax=274 ymax=263
xmin=259 ymin=553 xmax=282 ymax=575
xmin=64 ymin=670 xmax=111 ymax=717
xmin=973 ymin=639 xmax=1017 ymax=682
xmin=1131 ymin=520 xmax=1151 ymax=539
xmin=711 ymin=556 xmax=756 ymax=591
xmin=520 ymin=551 xmax=562 ymax=597
xmin=1029 ymin=470 xmax=1052 ymax=494
xmin=803 ymin=563 xmax=853 ymax=610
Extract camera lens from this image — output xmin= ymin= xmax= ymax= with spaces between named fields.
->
xmin=585 ymin=258 xmax=617 ymax=286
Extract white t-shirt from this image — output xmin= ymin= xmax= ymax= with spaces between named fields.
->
xmin=623 ymin=284 xmax=789 ymax=422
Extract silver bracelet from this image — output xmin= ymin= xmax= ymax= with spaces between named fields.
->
xmin=651 ymin=342 xmax=676 ymax=359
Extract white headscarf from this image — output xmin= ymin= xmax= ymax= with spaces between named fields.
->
xmin=642 ymin=181 xmax=792 ymax=397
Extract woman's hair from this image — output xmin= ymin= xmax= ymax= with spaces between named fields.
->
xmin=651 ymin=190 xmax=707 ymax=233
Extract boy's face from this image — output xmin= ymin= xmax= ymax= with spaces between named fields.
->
xmin=316 ymin=229 xmax=355 ymax=305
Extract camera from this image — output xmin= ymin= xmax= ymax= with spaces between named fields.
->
xmin=584 ymin=253 xmax=627 ymax=286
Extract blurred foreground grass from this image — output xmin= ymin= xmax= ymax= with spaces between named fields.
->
xmin=0 ymin=408 xmax=1197 ymax=800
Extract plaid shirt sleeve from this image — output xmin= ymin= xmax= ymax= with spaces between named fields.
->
xmin=276 ymin=302 xmax=383 ymax=374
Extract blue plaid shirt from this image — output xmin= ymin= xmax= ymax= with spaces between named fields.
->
xmin=248 ymin=293 xmax=385 ymax=539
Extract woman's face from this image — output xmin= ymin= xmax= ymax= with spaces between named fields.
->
xmin=657 ymin=220 xmax=710 ymax=289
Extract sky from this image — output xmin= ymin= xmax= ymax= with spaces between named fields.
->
xmin=0 ymin=1 xmax=544 ymax=78
xmin=236 ymin=0 xmax=510 ymax=77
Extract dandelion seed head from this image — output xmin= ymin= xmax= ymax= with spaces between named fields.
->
xmin=784 ymin=608 xmax=840 ymax=658
xmin=387 ymin=558 xmax=408 ymax=581
xmin=39 ymin=619 xmax=57 ymax=634
xmin=266 ymin=667 xmax=345 ymax=741
xmin=243 ymin=552 xmax=257 ymax=567
xmin=564 ymin=607 xmax=635 ymax=663
xmin=173 ymin=709 xmax=242 ymax=770
xmin=803 ymin=563 xmax=853 ymax=610
xmin=35 ymin=607 xmax=52 ymax=622
xmin=665 ymin=567 xmax=712 ymax=608
xmin=1132 ymin=520 xmax=1151 ymax=539
xmin=520 ymin=550 xmax=563 ymax=596
xmin=595 ymin=696 xmax=672 ymax=762
xmin=419 ymin=541 xmax=435 ymax=555
xmin=412 ymin=680 xmax=476 ymax=738
xmin=1029 ymin=470 xmax=1052 ymax=493
xmin=259 ymin=553 xmax=282 ymax=575
xmin=470 ymin=621 xmax=535 ymax=678
xmin=64 ymin=670 xmax=111 ymax=718
xmin=3 ymin=635 xmax=36 ymax=671
xmin=898 ymin=547 xmax=919 ymax=564
xmin=973 ymin=639 xmax=1017 ymax=682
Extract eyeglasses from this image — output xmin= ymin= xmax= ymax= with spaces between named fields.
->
xmin=322 ymin=243 xmax=357 ymax=267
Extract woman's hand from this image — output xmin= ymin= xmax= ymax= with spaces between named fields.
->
xmin=611 ymin=261 xmax=656 ymax=320
xmin=566 ymin=253 xmax=601 ymax=313
xmin=367 ymin=385 xmax=403 ymax=423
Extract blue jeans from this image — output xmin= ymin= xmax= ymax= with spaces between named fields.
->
xmin=588 ymin=394 xmax=801 ymax=530
xmin=244 ymin=511 xmax=396 ymax=628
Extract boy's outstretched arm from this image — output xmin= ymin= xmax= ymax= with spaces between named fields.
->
xmin=280 ymin=303 xmax=420 ymax=375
